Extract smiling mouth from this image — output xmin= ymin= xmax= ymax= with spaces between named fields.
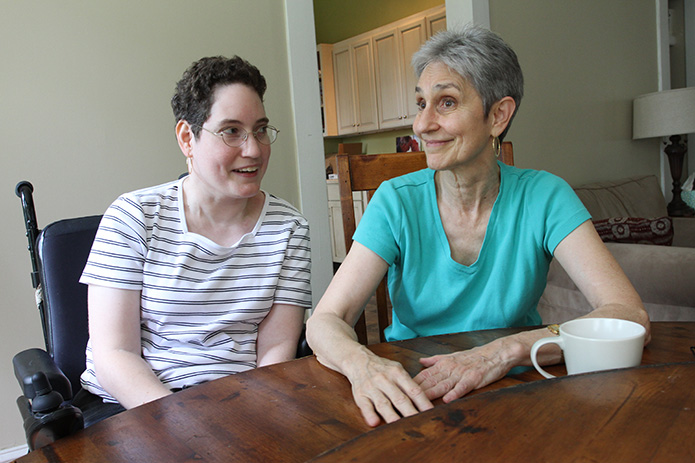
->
xmin=424 ymin=139 xmax=450 ymax=146
xmin=233 ymin=167 xmax=259 ymax=173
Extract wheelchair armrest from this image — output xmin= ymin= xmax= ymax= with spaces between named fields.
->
xmin=13 ymin=348 xmax=73 ymax=401
xmin=17 ymin=395 xmax=84 ymax=451
xmin=295 ymin=325 xmax=313 ymax=358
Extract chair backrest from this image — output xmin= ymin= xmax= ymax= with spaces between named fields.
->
xmin=337 ymin=142 xmax=513 ymax=344
xmin=37 ymin=215 xmax=102 ymax=394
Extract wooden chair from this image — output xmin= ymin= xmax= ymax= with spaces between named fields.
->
xmin=337 ymin=141 xmax=514 ymax=344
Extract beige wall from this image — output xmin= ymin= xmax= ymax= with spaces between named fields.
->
xmin=0 ymin=0 xmax=300 ymax=450
xmin=490 ymin=0 xmax=661 ymax=184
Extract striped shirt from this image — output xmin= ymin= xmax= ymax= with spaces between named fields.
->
xmin=79 ymin=179 xmax=312 ymax=402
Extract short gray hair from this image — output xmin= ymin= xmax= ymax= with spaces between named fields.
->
xmin=411 ymin=24 xmax=523 ymax=141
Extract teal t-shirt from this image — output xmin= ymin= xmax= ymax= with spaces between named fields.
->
xmin=353 ymin=162 xmax=590 ymax=341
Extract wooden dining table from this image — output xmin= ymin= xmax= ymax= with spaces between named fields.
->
xmin=14 ymin=322 xmax=695 ymax=463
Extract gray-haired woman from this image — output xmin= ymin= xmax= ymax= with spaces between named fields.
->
xmin=306 ymin=25 xmax=649 ymax=427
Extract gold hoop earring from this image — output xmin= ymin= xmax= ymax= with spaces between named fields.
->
xmin=492 ymin=136 xmax=501 ymax=158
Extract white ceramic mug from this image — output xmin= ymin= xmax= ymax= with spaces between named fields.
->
xmin=530 ymin=318 xmax=646 ymax=379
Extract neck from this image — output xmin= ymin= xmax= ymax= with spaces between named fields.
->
xmin=435 ymin=159 xmax=500 ymax=213
xmin=181 ymin=176 xmax=265 ymax=241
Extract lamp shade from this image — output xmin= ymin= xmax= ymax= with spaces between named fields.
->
xmin=632 ymin=87 xmax=695 ymax=139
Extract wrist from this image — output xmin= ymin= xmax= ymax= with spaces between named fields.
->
xmin=494 ymin=334 xmax=530 ymax=370
xmin=340 ymin=344 xmax=377 ymax=378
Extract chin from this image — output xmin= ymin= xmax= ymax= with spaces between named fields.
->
xmin=236 ymin=185 xmax=264 ymax=199
xmin=424 ymin=153 xmax=449 ymax=171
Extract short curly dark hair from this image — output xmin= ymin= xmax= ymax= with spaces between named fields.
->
xmin=171 ymin=56 xmax=267 ymax=138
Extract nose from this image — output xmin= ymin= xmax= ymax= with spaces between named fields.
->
xmin=413 ymin=103 xmax=437 ymax=136
xmin=240 ymin=133 xmax=264 ymax=158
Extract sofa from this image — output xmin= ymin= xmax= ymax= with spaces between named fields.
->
xmin=538 ymin=175 xmax=695 ymax=324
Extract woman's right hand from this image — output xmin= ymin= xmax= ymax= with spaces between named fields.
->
xmin=307 ymin=242 xmax=432 ymax=426
xmin=344 ymin=348 xmax=434 ymax=426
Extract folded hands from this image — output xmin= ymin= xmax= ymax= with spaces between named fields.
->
xmin=349 ymin=338 xmax=517 ymax=426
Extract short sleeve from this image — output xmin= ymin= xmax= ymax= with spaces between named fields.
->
xmin=531 ymin=172 xmax=591 ymax=255
xmin=274 ymin=214 xmax=313 ymax=308
xmin=79 ymin=195 xmax=148 ymax=290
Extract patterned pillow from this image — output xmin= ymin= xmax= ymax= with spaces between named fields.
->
xmin=592 ymin=217 xmax=673 ymax=246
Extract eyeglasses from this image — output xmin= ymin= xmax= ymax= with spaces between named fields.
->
xmin=199 ymin=125 xmax=279 ymax=147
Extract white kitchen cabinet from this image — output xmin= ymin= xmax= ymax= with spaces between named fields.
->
xmin=332 ymin=42 xmax=356 ymax=135
xmin=325 ymin=5 xmax=445 ymax=137
xmin=332 ymin=36 xmax=379 ymax=135
xmin=426 ymin=8 xmax=447 ymax=37
xmin=373 ymin=18 xmax=426 ymax=129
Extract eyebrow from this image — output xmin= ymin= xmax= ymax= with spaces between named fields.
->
xmin=216 ymin=117 xmax=270 ymax=127
xmin=415 ymin=82 xmax=462 ymax=94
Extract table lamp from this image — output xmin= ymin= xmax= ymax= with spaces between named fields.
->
xmin=633 ymin=87 xmax=695 ymax=217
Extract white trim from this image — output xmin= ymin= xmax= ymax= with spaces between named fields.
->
xmin=656 ymin=0 xmax=671 ymax=91
xmin=0 ymin=445 xmax=29 ymax=463
xmin=445 ymin=0 xmax=490 ymax=29
xmin=656 ymin=0 xmax=671 ymax=199
xmin=686 ymin=0 xmax=695 ymax=87
xmin=284 ymin=0 xmax=333 ymax=311
xmin=685 ymin=0 xmax=695 ymax=173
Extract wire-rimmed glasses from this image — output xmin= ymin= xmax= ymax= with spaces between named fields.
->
xmin=199 ymin=125 xmax=279 ymax=147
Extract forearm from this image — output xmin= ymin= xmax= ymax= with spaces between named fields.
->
xmin=502 ymin=328 xmax=563 ymax=368
xmin=306 ymin=312 xmax=376 ymax=377
xmin=580 ymin=303 xmax=651 ymax=342
xmin=415 ymin=327 xmax=563 ymax=403
xmin=305 ymin=244 xmax=389 ymax=376
xmin=552 ymin=221 xmax=651 ymax=341
xmin=93 ymin=349 xmax=172 ymax=409
xmin=495 ymin=301 xmax=650 ymax=372
xmin=307 ymin=311 xmax=433 ymax=426
xmin=256 ymin=304 xmax=306 ymax=367
xmin=257 ymin=336 xmax=302 ymax=367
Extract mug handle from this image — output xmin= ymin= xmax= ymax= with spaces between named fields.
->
xmin=530 ymin=337 xmax=564 ymax=379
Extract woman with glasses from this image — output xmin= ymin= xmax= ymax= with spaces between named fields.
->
xmin=76 ymin=56 xmax=311 ymax=417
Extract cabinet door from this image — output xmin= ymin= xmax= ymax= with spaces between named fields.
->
xmin=426 ymin=10 xmax=447 ymax=38
xmin=333 ymin=43 xmax=357 ymax=135
xmin=374 ymin=19 xmax=425 ymax=129
xmin=398 ymin=19 xmax=426 ymax=125
xmin=351 ymin=38 xmax=379 ymax=133
xmin=374 ymin=28 xmax=404 ymax=129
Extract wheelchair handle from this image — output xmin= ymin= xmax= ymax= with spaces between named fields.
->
xmin=16 ymin=180 xmax=41 ymax=289
xmin=15 ymin=180 xmax=34 ymax=198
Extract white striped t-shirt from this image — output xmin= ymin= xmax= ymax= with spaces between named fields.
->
xmin=79 ymin=179 xmax=312 ymax=402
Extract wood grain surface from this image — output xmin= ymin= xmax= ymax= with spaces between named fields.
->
xmin=14 ymin=322 xmax=695 ymax=463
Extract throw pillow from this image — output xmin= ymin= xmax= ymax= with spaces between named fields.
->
xmin=592 ymin=216 xmax=673 ymax=246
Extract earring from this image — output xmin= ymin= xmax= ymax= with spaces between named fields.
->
xmin=186 ymin=156 xmax=193 ymax=173
xmin=492 ymin=136 xmax=501 ymax=158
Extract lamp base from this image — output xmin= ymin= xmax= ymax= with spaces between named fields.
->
xmin=664 ymin=135 xmax=695 ymax=217
xmin=667 ymin=197 xmax=695 ymax=217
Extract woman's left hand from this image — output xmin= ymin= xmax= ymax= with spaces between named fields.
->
xmin=413 ymin=341 xmax=515 ymax=403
